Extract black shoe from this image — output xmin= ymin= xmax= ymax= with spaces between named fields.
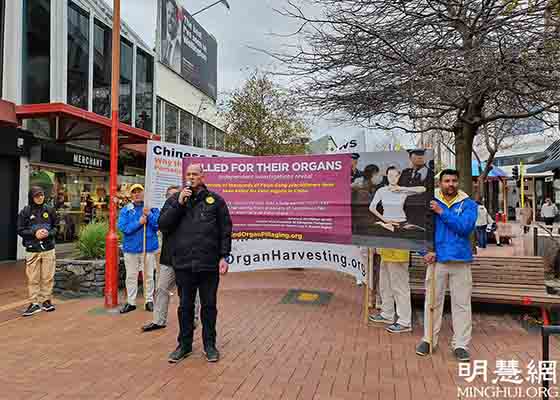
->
xmin=168 ymin=345 xmax=192 ymax=364
xmin=205 ymin=346 xmax=220 ymax=363
xmin=454 ymin=348 xmax=470 ymax=362
xmin=145 ymin=302 xmax=154 ymax=312
xmin=41 ymin=300 xmax=55 ymax=312
xmin=141 ymin=322 xmax=166 ymax=332
xmin=120 ymin=304 xmax=137 ymax=314
xmin=22 ymin=303 xmax=42 ymax=317
xmin=416 ymin=341 xmax=434 ymax=356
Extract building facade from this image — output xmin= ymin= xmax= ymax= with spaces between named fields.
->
xmin=155 ymin=0 xmax=226 ymax=150
xmin=3 ymin=0 xmax=157 ymax=260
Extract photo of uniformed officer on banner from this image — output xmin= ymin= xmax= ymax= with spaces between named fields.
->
xmin=351 ymin=149 xmax=434 ymax=251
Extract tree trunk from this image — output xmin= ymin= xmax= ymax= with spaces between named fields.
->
xmin=454 ymin=123 xmax=476 ymax=196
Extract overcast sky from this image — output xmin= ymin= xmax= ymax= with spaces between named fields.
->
xmin=108 ymin=0 xmax=411 ymax=146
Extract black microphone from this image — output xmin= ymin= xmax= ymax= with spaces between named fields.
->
xmin=181 ymin=180 xmax=192 ymax=205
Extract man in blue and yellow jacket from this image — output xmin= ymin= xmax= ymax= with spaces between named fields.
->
xmin=416 ymin=169 xmax=477 ymax=362
xmin=118 ymin=184 xmax=160 ymax=314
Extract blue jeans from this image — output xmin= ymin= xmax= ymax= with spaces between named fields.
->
xmin=476 ymin=226 xmax=488 ymax=248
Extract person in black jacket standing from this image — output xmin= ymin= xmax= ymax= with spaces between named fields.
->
xmin=159 ymin=163 xmax=232 ymax=364
xmin=141 ymin=185 xmax=201 ymax=333
xmin=17 ymin=186 xmax=59 ymax=316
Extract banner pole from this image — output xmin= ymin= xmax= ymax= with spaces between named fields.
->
xmin=427 ymin=262 xmax=436 ymax=353
xmin=363 ymin=248 xmax=371 ymax=325
xmin=142 ymin=224 xmax=147 ymax=305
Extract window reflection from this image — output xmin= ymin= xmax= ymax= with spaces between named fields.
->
xmin=136 ymin=49 xmax=154 ymax=131
xmin=23 ymin=0 xmax=51 ymax=104
xmin=165 ymin=104 xmax=178 ymax=144
xmin=93 ymin=20 xmax=111 ymax=117
xmin=67 ymin=2 xmax=89 ymax=110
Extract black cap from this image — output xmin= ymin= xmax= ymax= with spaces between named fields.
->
xmin=30 ymin=186 xmax=44 ymax=198
xmin=407 ymin=149 xmax=426 ymax=156
xmin=351 ymin=153 xmax=360 ymax=160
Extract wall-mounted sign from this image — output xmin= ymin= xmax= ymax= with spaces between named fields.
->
xmin=37 ymin=143 xmax=110 ymax=171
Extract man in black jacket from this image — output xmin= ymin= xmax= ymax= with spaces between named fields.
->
xmin=17 ymin=186 xmax=59 ymax=316
xmin=141 ymin=185 xmax=201 ymax=333
xmin=159 ymin=164 xmax=232 ymax=364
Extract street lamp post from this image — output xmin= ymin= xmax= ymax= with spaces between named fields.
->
xmin=105 ymin=0 xmax=121 ymax=308
xmin=104 ymin=0 xmax=230 ymax=309
xmin=192 ymin=0 xmax=230 ymax=17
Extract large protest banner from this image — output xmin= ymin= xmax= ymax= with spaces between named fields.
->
xmin=184 ymin=154 xmax=352 ymax=244
xmin=228 ymin=240 xmax=366 ymax=281
xmin=145 ymin=140 xmax=366 ymax=274
xmin=184 ymin=150 xmax=434 ymax=251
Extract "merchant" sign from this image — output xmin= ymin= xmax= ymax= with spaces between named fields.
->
xmin=72 ymin=153 xmax=104 ymax=169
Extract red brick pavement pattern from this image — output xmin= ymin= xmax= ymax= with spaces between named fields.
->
xmin=0 ymin=269 xmax=558 ymax=400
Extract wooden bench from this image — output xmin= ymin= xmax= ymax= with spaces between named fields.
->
xmin=409 ymin=255 xmax=560 ymax=306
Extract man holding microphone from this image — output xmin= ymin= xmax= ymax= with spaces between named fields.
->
xmin=159 ymin=163 xmax=232 ymax=364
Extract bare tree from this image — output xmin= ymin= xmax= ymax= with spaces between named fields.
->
xmin=270 ymin=0 xmax=560 ymax=194
xmin=222 ymin=71 xmax=311 ymax=156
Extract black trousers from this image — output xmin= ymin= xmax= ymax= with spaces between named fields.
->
xmin=544 ymin=217 xmax=555 ymax=226
xmin=175 ymin=270 xmax=220 ymax=350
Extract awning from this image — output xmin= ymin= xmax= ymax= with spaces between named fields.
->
xmin=499 ymin=164 xmax=553 ymax=178
xmin=16 ymin=103 xmax=160 ymax=145
xmin=527 ymin=160 xmax=560 ymax=174
xmin=472 ymin=160 xmax=508 ymax=179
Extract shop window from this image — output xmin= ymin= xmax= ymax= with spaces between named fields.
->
xmin=93 ymin=20 xmax=111 ymax=117
xmin=22 ymin=0 xmax=51 ymax=104
xmin=193 ymin=117 xmax=203 ymax=148
xmin=215 ymin=129 xmax=225 ymax=150
xmin=206 ymin=126 xmax=216 ymax=149
xmin=119 ymin=39 xmax=133 ymax=124
xmin=164 ymin=103 xmax=178 ymax=143
xmin=67 ymin=2 xmax=89 ymax=110
xmin=135 ymin=49 xmax=154 ymax=131
xmin=180 ymin=111 xmax=192 ymax=145
xmin=156 ymin=98 xmax=162 ymax=135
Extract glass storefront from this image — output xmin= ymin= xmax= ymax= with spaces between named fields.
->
xmin=30 ymin=164 xmax=110 ymax=242
xmin=29 ymin=157 xmax=145 ymax=243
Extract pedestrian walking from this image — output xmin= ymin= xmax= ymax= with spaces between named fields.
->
xmin=17 ymin=186 xmax=59 ymax=316
xmin=159 ymin=164 xmax=232 ymax=364
xmin=475 ymin=200 xmax=492 ymax=249
xmin=141 ymin=185 xmax=200 ymax=332
xmin=415 ymin=169 xmax=477 ymax=362
xmin=118 ymin=184 xmax=160 ymax=314
xmin=541 ymin=198 xmax=558 ymax=226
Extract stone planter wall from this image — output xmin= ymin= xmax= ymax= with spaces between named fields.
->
xmin=54 ymin=258 xmax=126 ymax=298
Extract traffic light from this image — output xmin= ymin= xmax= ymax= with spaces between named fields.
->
xmin=512 ymin=166 xmax=519 ymax=181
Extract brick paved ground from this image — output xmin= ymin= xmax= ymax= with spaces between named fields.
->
xmin=0 ymin=269 xmax=558 ymax=400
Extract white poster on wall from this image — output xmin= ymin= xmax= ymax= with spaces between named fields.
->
xmin=145 ymin=140 xmax=367 ymax=278
xmin=144 ymin=140 xmax=243 ymax=208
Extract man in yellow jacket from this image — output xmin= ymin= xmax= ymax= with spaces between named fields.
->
xmin=369 ymin=248 xmax=412 ymax=333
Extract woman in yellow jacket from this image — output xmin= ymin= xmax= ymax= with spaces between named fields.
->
xmin=369 ymin=248 xmax=412 ymax=333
